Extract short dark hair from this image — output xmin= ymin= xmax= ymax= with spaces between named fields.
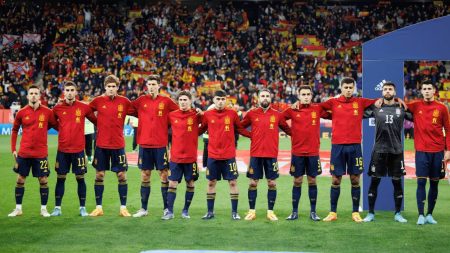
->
xmin=340 ymin=77 xmax=355 ymax=87
xmin=382 ymin=81 xmax=396 ymax=89
xmin=28 ymin=85 xmax=40 ymax=92
xmin=214 ymin=89 xmax=227 ymax=97
xmin=298 ymin=85 xmax=312 ymax=93
xmin=177 ymin=90 xmax=192 ymax=100
xmin=147 ymin=74 xmax=160 ymax=83
xmin=64 ymin=81 xmax=77 ymax=88
xmin=420 ymin=80 xmax=436 ymax=90
xmin=258 ymin=88 xmax=271 ymax=96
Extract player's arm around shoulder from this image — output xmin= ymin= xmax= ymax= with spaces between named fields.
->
xmin=240 ymin=108 xmax=254 ymax=128
xmin=234 ymin=110 xmax=251 ymax=138
xmin=363 ymin=104 xmax=376 ymax=119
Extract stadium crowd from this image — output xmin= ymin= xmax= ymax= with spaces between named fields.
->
xmin=1 ymin=1 xmax=449 ymax=110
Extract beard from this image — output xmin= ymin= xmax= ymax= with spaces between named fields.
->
xmin=260 ymin=101 xmax=270 ymax=109
xmin=384 ymin=94 xmax=394 ymax=101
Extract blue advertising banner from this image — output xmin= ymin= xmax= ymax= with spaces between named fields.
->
xmin=0 ymin=124 xmax=134 ymax=136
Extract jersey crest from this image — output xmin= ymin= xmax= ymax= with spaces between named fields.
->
xmin=433 ymin=109 xmax=440 ymax=118
xmin=270 ymin=115 xmax=276 ymax=123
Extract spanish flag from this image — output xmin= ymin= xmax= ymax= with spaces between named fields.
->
xmin=271 ymin=27 xmax=289 ymax=38
xmin=302 ymin=45 xmax=326 ymax=57
xmin=173 ymin=35 xmax=189 ymax=46
xmin=198 ymin=81 xmax=221 ymax=94
xmin=442 ymin=79 xmax=450 ymax=90
xmin=296 ymin=35 xmax=321 ymax=46
xmin=131 ymin=71 xmax=152 ymax=81
xmin=419 ymin=62 xmax=437 ymax=75
xmin=278 ymin=20 xmax=294 ymax=28
xmin=189 ymin=54 xmax=204 ymax=64
xmin=129 ymin=10 xmax=142 ymax=18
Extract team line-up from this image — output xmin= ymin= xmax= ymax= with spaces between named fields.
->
xmin=9 ymin=74 xmax=450 ymax=225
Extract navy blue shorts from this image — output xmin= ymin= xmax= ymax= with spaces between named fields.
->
xmin=14 ymin=156 xmax=50 ymax=178
xmin=206 ymin=158 xmax=238 ymax=181
xmin=415 ymin=151 xmax=444 ymax=179
xmin=290 ymin=155 xmax=322 ymax=177
xmin=168 ymin=162 xmax=199 ymax=183
xmin=247 ymin=157 xmax=279 ymax=180
xmin=330 ymin=144 xmax=364 ymax=176
xmin=93 ymin=147 xmax=128 ymax=172
xmin=138 ymin=147 xmax=168 ymax=171
xmin=55 ymin=151 xmax=87 ymax=175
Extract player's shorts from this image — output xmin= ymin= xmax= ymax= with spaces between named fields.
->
xmin=368 ymin=152 xmax=405 ymax=177
xmin=168 ymin=162 xmax=199 ymax=183
xmin=206 ymin=158 xmax=238 ymax=181
xmin=415 ymin=151 xmax=444 ymax=179
xmin=93 ymin=147 xmax=128 ymax=172
xmin=290 ymin=155 xmax=322 ymax=177
xmin=14 ymin=156 xmax=50 ymax=178
xmin=55 ymin=151 xmax=87 ymax=175
xmin=247 ymin=157 xmax=279 ymax=180
xmin=330 ymin=144 xmax=364 ymax=176
xmin=138 ymin=147 xmax=168 ymax=171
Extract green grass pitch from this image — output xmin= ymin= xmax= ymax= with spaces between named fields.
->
xmin=0 ymin=136 xmax=449 ymax=253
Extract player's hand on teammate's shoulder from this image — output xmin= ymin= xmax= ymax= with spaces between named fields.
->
xmin=291 ymin=101 xmax=299 ymax=110
xmin=374 ymin=98 xmax=383 ymax=108
xmin=195 ymin=108 xmax=204 ymax=115
xmin=395 ymin=98 xmax=408 ymax=110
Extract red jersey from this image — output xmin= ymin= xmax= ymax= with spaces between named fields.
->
xmin=200 ymin=108 xmax=251 ymax=160
xmin=283 ymin=104 xmax=330 ymax=156
xmin=241 ymin=107 xmax=291 ymax=157
xmin=132 ymin=95 xmax=178 ymax=148
xmin=320 ymin=95 xmax=375 ymax=144
xmin=11 ymin=105 xmax=57 ymax=158
xmin=53 ymin=101 xmax=97 ymax=153
xmin=168 ymin=109 xmax=201 ymax=163
xmin=408 ymin=100 xmax=450 ymax=152
xmin=90 ymin=95 xmax=133 ymax=149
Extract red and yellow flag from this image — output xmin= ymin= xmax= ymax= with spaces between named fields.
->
xmin=237 ymin=12 xmax=249 ymax=32
xmin=296 ymin=35 xmax=321 ymax=46
xmin=272 ymin=27 xmax=290 ymax=38
xmin=302 ymin=45 xmax=326 ymax=57
xmin=189 ymin=54 xmax=204 ymax=64
xmin=131 ymin=71 xmax=152 ymax=81
xmin=173 ymin=35 xmax=190 ymax=46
